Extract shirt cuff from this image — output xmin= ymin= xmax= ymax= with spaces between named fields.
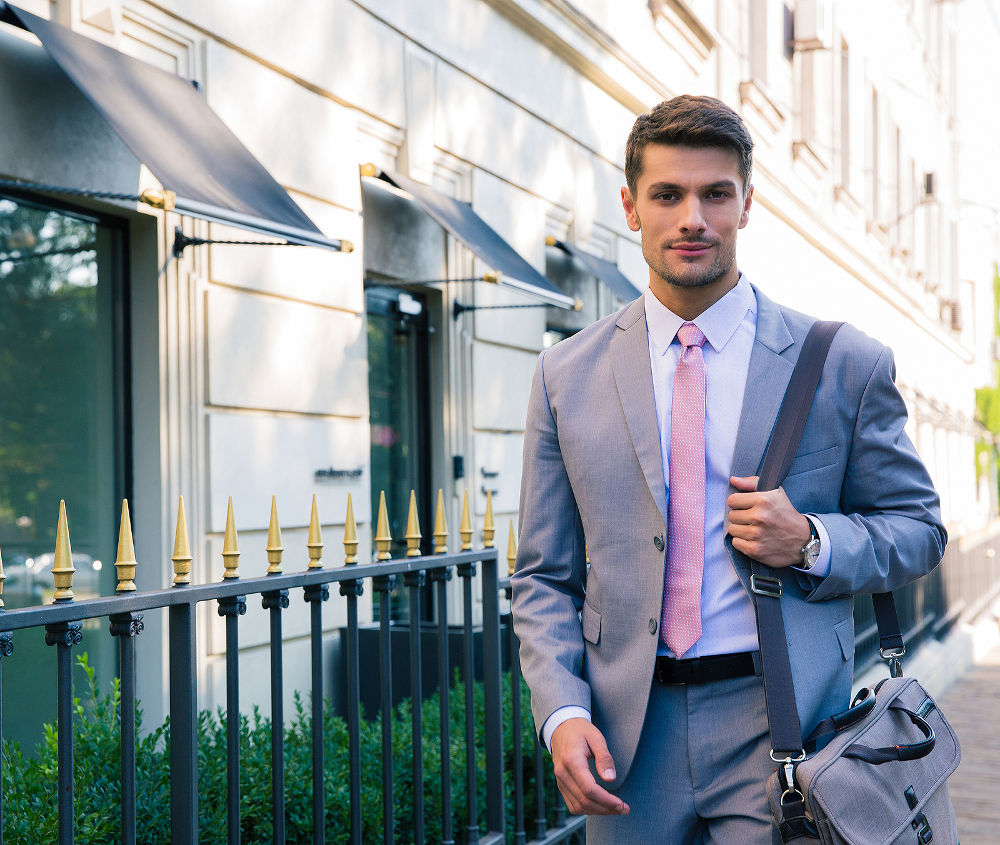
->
xmin=794 ymin=514 xmax=831 ymax=577
xmin=541 ymin=705 xmax=592 ymax=751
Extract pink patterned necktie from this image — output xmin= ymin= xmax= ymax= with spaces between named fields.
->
xmin=661 ymin=321 xmax=707 ymax=657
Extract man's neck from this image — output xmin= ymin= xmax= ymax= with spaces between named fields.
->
xmin=648 ymin=270 xmax=740 ymax=321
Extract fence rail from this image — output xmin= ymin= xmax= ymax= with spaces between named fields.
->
xmin=1 ymin=487 xmax=997 ymax=844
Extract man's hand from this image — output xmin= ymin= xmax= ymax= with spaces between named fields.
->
xmin=550 ymin=718 xmax=630 ymax=816
xmin=726 ymin=476 xmax=812 ymax=568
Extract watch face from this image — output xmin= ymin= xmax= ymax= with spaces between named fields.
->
xmin=802 ymin=537 xmax=820 ymax=570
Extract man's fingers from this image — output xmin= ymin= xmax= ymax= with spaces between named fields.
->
xmin=554 ymin=757 xmax=628 ymax=815
xmin=584 ymin=724 xmax=617 ymax=782
xmin=551 ymin=720 xmax=630 ymax=816
xmin=729 ymin=474 xmax=759 ymax=492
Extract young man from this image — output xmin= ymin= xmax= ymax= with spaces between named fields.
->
xmin=511 ymin=95 xmax=946 ymax=843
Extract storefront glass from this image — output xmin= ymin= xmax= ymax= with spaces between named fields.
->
xmin=0 ymin=193 xmax=124 ymax=749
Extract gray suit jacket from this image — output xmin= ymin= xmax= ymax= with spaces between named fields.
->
xmin=510 ymin=287 xmax=946 ymax=785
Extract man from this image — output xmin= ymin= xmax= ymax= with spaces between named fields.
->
xmin=510 ymin=95 xmax=946 ymax=843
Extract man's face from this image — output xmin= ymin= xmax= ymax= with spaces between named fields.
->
xmin=621 ymin=143 xmax=752 ymax=301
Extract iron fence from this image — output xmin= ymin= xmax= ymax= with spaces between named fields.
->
xmin=0 ymin=493 xmax=585 ymax=845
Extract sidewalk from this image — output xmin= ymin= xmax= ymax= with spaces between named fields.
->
xmin=939 ymin=643 xmax=1000 ymax=845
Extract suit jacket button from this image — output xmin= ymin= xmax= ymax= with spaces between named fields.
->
xmin=648 ymin=618 xmax=657 ymax=635
xmin=654 ymin=535 xmax=664 ymax=552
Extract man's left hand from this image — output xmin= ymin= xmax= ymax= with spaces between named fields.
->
xmin=726 ymin=476 xmax=811 ymax=568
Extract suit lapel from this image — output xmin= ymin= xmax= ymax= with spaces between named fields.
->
xmin=730 ymin=288 xmax=796 ymax=481
xmin=611 ymin=298 xmax=668 ymax=522
xmin=726 ymin=288 xmax=796 ymax=583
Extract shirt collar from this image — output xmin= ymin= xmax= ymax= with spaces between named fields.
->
xmin=644 ymin=273 xmax=756 ymax=357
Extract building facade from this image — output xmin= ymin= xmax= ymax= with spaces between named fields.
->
xmin=0 ymin=0 xmax=994 ymax=739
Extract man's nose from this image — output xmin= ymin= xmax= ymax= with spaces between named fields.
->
xmin=678 ymin=197 xmax=707 ymax=233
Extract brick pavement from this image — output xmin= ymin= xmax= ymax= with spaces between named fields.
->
xmin=939 ymin=644 xmax=1000 ymax=845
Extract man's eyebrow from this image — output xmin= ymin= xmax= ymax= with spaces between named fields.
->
xmin=646 ymin=180 xmax=740 ymax=192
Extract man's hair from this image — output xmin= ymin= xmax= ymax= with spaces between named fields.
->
xmin=624 ymin=95 xmax=754 ymax=195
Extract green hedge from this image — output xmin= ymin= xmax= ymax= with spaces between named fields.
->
xmin=2 ymin=655 xmax=563 ymax=844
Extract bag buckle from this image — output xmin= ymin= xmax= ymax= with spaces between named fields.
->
xmin=880 ymin=645 xmax=905 ymax=678
xmin=751 ymin=574 xmax=782 ymax=598
xmin=770 ymin=749 xmax=807 ymax=802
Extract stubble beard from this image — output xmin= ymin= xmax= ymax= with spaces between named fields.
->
xmin=644 ymin=239 xmax=737 ymax=290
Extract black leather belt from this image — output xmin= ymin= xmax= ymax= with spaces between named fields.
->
xmin=655 ymin=651 xmax=760 ymax=685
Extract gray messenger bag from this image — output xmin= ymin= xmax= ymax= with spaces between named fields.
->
xmin=752 ymin=321 xmax=961 ymax=844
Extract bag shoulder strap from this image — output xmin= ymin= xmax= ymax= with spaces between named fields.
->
xmin=752 ymin=320 xmax=842 ymax=756
xmin=753 ymin=320 xmax=908 ymax=755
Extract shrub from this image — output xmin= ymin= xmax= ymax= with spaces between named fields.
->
xmin=2 ymin=656 xmax=563 ymax=844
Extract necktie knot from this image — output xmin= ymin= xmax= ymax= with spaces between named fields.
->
xmin=677 ymin=322 xmax=706 ymax=350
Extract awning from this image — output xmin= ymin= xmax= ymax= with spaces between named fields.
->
xmin=371 ymin=167 xmax=575 ymax=309
xmin=0 ymin=2 xmax=348 ymax=251
xmin=547 ymin=237 xmax=642 ymax=303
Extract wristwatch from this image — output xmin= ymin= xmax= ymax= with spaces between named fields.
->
xmin=799 ymin=517 xmax=821 ymax=571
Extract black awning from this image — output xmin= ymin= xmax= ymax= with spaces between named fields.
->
xmin=547 ymin=238 xmax=642 ymax=303
xmin=375 ymin=168 xmax=575 ymax=309
xmin=0 ymin=3 xmax=347 ymax=251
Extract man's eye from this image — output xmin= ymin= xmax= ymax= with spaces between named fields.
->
xmin=655 ymin=192 xmax=678 ymax=201
xmin=706 ymin=190 xmax=729 ymax=200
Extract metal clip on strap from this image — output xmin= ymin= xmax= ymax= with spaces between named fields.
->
xmin=880 ymin=645 xmax=905 ymax=678
xmin=751 ymin=574 xmax=782 ymax=598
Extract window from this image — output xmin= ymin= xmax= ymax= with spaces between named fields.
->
xmin=0 ymin=192 xmax=128 ymax=746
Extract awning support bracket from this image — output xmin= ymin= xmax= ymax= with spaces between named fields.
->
xmin=452 ymin=299 xmax=582 ymax=320
xmin=171 ymin=226 xmax=302 ymax=258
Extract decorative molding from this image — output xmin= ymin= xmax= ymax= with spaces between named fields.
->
xmin=80 ymin=0 xmax=121 ymax=36
xmin=585 ymin=224 xmax=616 ymax=260
xmin=738 ymin=79 xmax=785 ymax=134
xmin=121 ymin=1 xmax=202 ymax=79
xmin=833 ymin=185 xmax=862 ymax=216
xmin=649 ymin=0 xmax=716 ymax=66
xmin=480 ymin=0 xmax=669 ymax=113
xmin=791 ymin=139 xmax=827 ymax=180
xmin=544 ymin=204 xmax=572 ymax=242
xmin=356 ymin=113 xmax=404 ymax=177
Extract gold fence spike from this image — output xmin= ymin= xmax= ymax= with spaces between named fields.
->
xmin=222 ymin=497 xmax=240 ymax=579
xmin=171 ymin=496 xmax=193 ymax=586
xmin=266 ymin=496 xmax=283 ymax=575
xmin=115 ymin=499 xmax=138 ymax=592
xmin=308 ymin=494 xmax=324 ymax=569
xmin=343 ymin=493 xmax=358 ymax=565
xmin=52 ymin=500 xmax=75 ymax=602
xmin=405 ymin=490 xmax=422 ymax=557
xmin=433 ymin=489 xmax=448 ymax=554
xmin=460 ymin=489 xmax=473 ymax=551
xmin=483 ymin=490 xmax=495 ymax=549
xmin=0 ymin=542 xmax=6 ymax=608
xmin=375 ymin=491 xmax=392 ymax=561
xmin=507 ymin=520 xmax=517 ymax=577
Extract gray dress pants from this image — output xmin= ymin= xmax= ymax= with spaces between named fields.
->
xmin=586 ymin=673 xmax=782 ymax=844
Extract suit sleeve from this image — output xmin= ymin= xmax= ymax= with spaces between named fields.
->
xmin=805 ymin=345 xmax=947 ymax=600
xmin=510 ymin=352 xmax=593 ymax=735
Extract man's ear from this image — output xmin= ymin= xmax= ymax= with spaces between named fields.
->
xmin=621 ymin=186 xmax=641 ymax=232
xmin=738 ymin=184 xmax=754 ymax=229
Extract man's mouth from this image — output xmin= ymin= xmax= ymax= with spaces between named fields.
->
xmin=670 ymin=241 xmax=714 ymax=257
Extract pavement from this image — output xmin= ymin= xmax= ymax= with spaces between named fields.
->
xmin=854 ymin=596 xmax=1000 ymax=845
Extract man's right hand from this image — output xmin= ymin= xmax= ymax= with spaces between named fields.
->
xmin=550 ymin=718 xmax=630 ymax=816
